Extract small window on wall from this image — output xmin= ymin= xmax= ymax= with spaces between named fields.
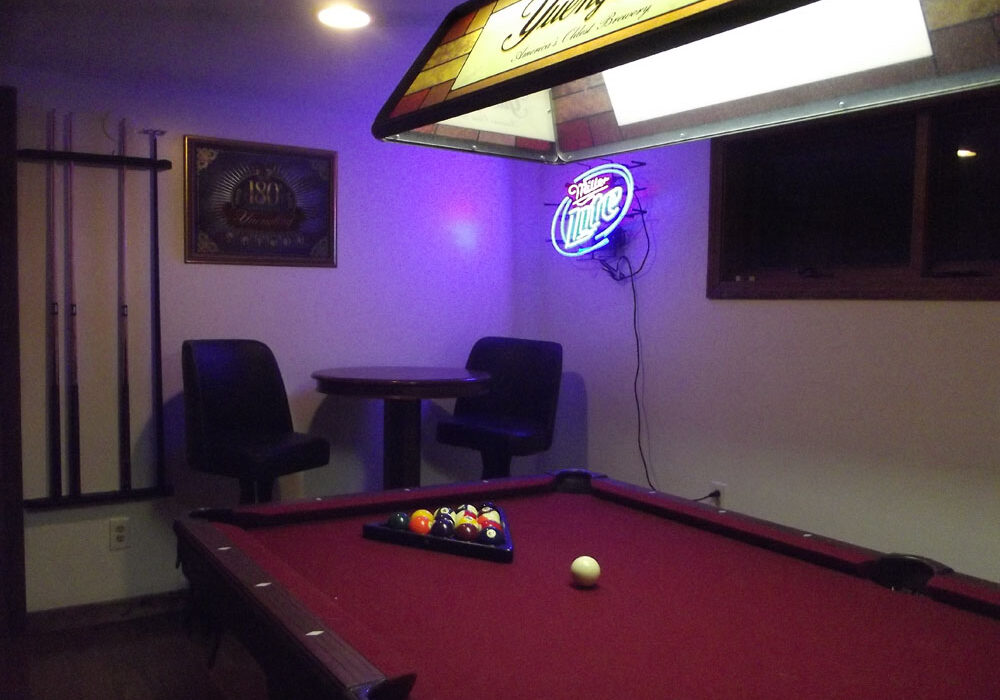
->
xmin=708 ymin=86 xmax=1000 ymax=300
xmin=927 ymin=94 xmax=1000 ymax=277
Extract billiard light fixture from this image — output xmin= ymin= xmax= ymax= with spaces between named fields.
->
xmin=318 ymin=3 xmax=371 ymax=30
xmin=372 ymin=0 xmax=1000 ymax=163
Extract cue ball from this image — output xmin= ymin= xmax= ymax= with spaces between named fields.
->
xmin=571 ymin=556 xmax=601 ymax=587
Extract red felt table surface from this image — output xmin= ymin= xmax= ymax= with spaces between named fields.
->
xmin=213 ymin=488 xmax=1000 ymax=700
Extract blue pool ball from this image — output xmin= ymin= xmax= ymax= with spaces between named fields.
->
xmin=478 ymin=526 xmax=505 ymax=546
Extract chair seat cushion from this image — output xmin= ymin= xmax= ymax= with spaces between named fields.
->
xmin=202 ymin=432 xmax=329 ymax=479
xmin=436 ymin=416 xmax=550 ymax=456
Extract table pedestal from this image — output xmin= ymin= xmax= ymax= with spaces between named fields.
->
xmin=383 ymin=399 xmax=421 ymax=490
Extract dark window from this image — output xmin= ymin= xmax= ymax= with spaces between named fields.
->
xmin=927 ymin=93 xmax=1000 ymax=274
xmin=709 ymin=86 xmax=1000 ymax=300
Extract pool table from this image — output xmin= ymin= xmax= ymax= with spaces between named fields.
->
xmin=174 ymin=470 xmax=1000 ymax=699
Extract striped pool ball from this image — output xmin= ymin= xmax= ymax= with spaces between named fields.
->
xmin=478 ymin=511 xmax=502 ymax=527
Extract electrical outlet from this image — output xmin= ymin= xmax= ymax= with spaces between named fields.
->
xmin=710 ymin=481 xmax=727 ymax=508
xmin=109 ymin=517 xmax=130 ymax=551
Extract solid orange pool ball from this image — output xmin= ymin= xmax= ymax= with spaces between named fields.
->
xmin=409 ymin=514 xmax=432 ymax=535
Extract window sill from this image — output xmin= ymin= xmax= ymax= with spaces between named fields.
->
xmin=708 ymin=267 xmax=1000 ymax=300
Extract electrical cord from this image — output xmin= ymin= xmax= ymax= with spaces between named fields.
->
xmin=592 ymin=187 xmax=654 ymax=489
xmin=596 ymin=188 xmax=715 ymax=502
xmin=556 ymin=161 xmax=655 ymax=489
xmin=596 ymin=188 xmax=651 ymax=281
xmin=627 ymin=254 xmax=655 ymax=491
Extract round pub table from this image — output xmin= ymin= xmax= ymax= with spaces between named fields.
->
xmin=311 ymin=366 xmax=489 ymax=489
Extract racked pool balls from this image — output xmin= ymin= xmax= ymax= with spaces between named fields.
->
xmin=386 ymin=512 xmax=409 ymax=530
xmin=381 ymin=503 xmax=507 ymax=548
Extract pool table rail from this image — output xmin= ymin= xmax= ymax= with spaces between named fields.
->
xmin=589 ymin=475 xmax=1000 ymax=617
xmin=175 ymin=516 xmax=417 ymax=699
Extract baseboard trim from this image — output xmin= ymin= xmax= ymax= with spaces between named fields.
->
xmin=27 ymin=589 xmax=189 ymax=633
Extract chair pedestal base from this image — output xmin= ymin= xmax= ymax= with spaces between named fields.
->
xmin=238 ymin=478 xmax=275 ymax=504
xmin=480 ymin=450 xmax=512 ymax=480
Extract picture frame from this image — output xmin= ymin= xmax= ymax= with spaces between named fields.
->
xmin=184 ymin=136 xmax=336 ymax=267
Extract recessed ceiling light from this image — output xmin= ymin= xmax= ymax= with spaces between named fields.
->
xmin=318 ymin=3 xmax=371 ymax=30
xmin=956 ymin=149 xmax=978 ymax=158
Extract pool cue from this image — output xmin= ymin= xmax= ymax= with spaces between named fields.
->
xmin=116 ymin=118 xmax=132 ymax=491
xmin=142 ymin=128 xmax=166 ymax=487
xmin=45 ymin=109 xmax=62 ymax=498
xmin=63 ymin=112 xmax=81 ymax=496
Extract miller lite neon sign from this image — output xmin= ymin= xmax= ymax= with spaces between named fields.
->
xmin=551 ymin=163 xmax=634 ymax=257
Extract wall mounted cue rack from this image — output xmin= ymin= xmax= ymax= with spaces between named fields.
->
xmin=18 ymin=131 xmax=173 ymax=510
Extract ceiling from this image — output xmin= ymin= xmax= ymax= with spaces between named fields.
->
xmin=9 ymin=0 xmax=997 ymax=162
xmin=1 ymin=0 xmax=462 ymax=106
xmin=2 ymin=0 xmax=458 ymax=25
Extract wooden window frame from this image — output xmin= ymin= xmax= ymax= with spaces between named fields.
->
xmin=708 ymin=86 xmax=1000 ymax=301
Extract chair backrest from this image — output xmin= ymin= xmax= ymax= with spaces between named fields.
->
xmin=182 ymin=339 xmax=293 ymax=464
xmin=455 ymin=336 xmax=563 ymax=440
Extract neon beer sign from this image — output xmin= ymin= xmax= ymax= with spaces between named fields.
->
xmin=551 ymin=163 xmax=634 ymax=257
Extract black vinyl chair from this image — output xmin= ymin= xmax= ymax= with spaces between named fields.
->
xmin=436 ymin=336 xmax=562 ymax=480
xmin=182 ymin=339 xmax=329 ymax=504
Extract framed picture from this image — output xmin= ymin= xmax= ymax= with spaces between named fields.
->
xmin=184 ymin=136 xmax=336 ymax=267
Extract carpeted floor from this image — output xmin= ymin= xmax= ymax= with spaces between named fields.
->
xmin=1 ymin=611 xmax=267 ymax=700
